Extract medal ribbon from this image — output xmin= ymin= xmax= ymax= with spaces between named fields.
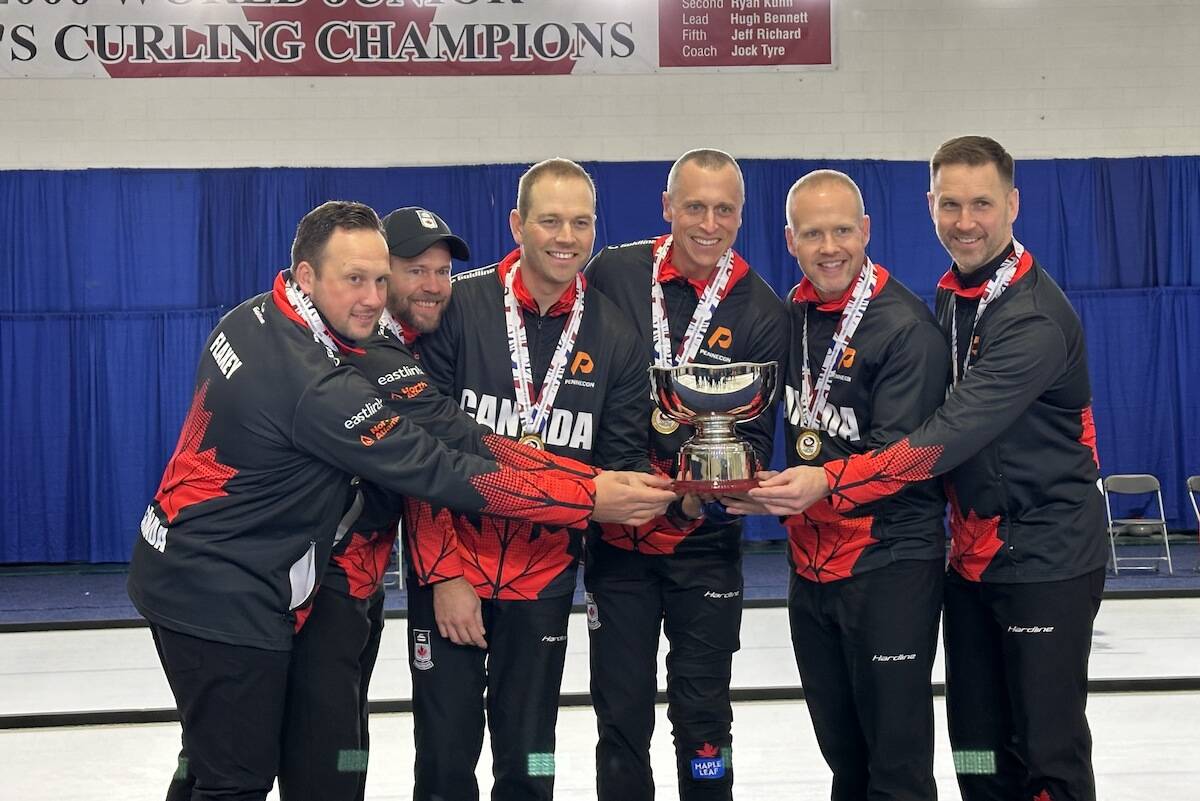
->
xmin=799 ymin=259 xmax=878 ymax=431
xmin=502 ymin=262 xmax=586 ymax=439
xmin=650 ymin=235 xmax=737 ymax=368
xmin=283 ymin=273 xmax=347 ymax=364
xmin=950 ymin=239 xmax=1026 ymax=385
xmin=378 ymin=309 xmax=404 ymax=342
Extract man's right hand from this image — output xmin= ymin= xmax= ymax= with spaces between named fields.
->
xmin=433 ymin=576 xmax=486 ymax=649
xmin=592 ymin=471 xmax=677 ymax=526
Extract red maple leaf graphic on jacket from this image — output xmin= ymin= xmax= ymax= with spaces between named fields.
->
xmin=470 ymin=434 xmax=596 ymax=528
xmin=455 ymin=515 xmax=574 ymax=600
xmin=597 ymin=454 xmax=699 ymax=555
xmin=333 ymin=529 xmax=396 ymax=598
xmin=695 ymin=743 xmax=720 ymax=758
xmin=154 ymin=382 xmax=238 ymax=522
xmin=826 ymin=437 xmax=942 ymax=513
xmin=404 ymin=500 xmax=464 ymax=585
xmin=785 ymin=501 xmax=877 ymax=582
xmin=946 ymin=485 xmax=1003 ymax=581
xmin=1032 ymin=791 xmax=1054 ymax=801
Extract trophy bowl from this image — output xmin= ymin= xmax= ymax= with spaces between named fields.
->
xmin=650 ymin=361 xmax=779 ymax=493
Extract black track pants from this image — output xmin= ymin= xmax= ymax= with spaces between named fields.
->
xmin=788 ymin=558 xmax=943 ymax=801
xmin=153 ymin=624 xmax=290 ymax=801
xmin=278 ymin=587 xmax=385 ymax=801
xmin=586 ymin=540 xmax=743 ymax=801
xmin=407 ymin=582 xmax=573 ymax=801
xmin=943 ymin=567 xmax=1104 ymax=801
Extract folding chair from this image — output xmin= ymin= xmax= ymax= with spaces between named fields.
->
xmin=1188 ymin=476 xmax=1200 ymax=573
xmin=1104 ymin=474 xmax=1173 ymax=575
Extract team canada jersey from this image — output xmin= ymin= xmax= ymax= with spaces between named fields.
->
xmin=584 ymin=237 xmax=788 ymax=556
xmin=414 ymin=250 xmax=651 ymax=599
xmin=782 ymin=264 xmax=948 ymax=583
xmin=321 ymin=330 xmax=488 ymax=604
xmin=128 ymin=271 xmax=599 ymax=650
xmin=820 ymin=245 xmax=1108 ymax=584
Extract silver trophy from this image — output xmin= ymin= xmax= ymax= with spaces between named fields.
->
xmin=650 ymin=361 xmax=779 ymax=492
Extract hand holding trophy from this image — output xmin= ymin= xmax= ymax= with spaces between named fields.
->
xmin=649 ymin=361 xmax=779 ymax=493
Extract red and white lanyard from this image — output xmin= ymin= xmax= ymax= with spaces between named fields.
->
xmin=502 ymin=262 xmax=586 ymax=439
xmin=377 ymin=309 xmax=404 ymax=343
xmin=650 ymin=235 xmax=736 ymax=368
xmin=951 ymin=239 xmax=1025 ymax=385
xmin=798 ymin=260 xmax=877 ymax=430
xmin=284 ymin=273 xmax=345 ymax=364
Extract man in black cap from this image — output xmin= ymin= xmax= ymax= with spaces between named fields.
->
xmin=136 ymin=200 xmax=676 ymax=801
xmin=276 ymin=206 xmax=475 ymax=801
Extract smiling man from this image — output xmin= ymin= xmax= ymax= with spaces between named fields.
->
xmin=408 ymin=158 xmax=659 ymax=801
xmin=741 ymin=137 xmax=1107 ymax=801
xmin=129 ymin=200 xmax=675 ymax=801
xmin=582 ymin=148 xmax=787 ymax=801
xmin=771 ymin=170 xmax=948 ymax=800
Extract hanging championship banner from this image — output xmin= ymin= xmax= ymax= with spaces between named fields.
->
xmin=0 ymin=0 xmax=832 ymax=78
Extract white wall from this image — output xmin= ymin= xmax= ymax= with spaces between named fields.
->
xmin=2 ymin=0 xmax=1198 ymax=169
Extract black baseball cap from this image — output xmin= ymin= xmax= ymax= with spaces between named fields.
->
xmin=381 ymin=206 xmax=470 ymax=261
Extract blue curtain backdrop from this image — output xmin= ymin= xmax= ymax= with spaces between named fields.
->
xmin=2 ymin=157 xmax=1198 ymax=563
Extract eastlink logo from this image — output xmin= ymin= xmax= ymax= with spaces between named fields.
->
xmin=1008 ymin=625 xmax=1055 ymax=634
xmin=872 ymin=653 xmax=917 ymax=662
xmin=377 ymin=364 xmax=425 ymax=385
xmin=344 ymin=398 xmax=384 ymax=429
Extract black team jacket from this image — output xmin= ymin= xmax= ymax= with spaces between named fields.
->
xmin=412 ymin=249 xmax=651 ymax=599
xmin=782 ymin=263 xmax=949 ymax=582
xmin=584 ymin=236 xmax=788 ymax=557
xmin=821 ymin=243 xmax=1108 ymax=583
xmin=128 ymin=271 xmax=599 ymax=651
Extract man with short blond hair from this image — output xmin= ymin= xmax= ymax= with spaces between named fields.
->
xmin=583 ymin=148 xmax=787 ymax=801
xmin=743 ymin=136 xmax=1107 ymax=801
xmin=132 ymin=200 xmax=674 ymax=801
xmin=753 ymin=169 xmax=947 ymax=799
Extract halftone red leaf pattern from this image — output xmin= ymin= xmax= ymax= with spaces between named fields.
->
xmin=648 ymin=450 xmax=676 ymax=477
xmin=785 ymin=502 xmax=877 ymax=582
xmin=825 ymin=438 xmax=943 ymax=513
xmin=599 ymin=519 xmax=686 ymax=555
xmin=455 ymin=515 xmax=574 ymax=600
xmin=946 ymin=485 xmax=1003 ymax=581
xmin=599 ymin=452 xmax=693 ymax=554
xmin=482 ymin=433 xmax=599 ymax=477
xmin=403 ymin=499 xmax=463 ymax=586
xmin=1079 ymin=405 xmax=1099 ymax=468
xmin=696 ymin=743 xmax=720 ymax=758
xmin=333 ymin=529 xmax=397 ymax=599
xmin=154 ymin=381 xmax=238 ymax=523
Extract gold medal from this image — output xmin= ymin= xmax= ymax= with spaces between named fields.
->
xmin=796 ymin=429 xmax=822 ymax=461
xmin=518 ymin=433 xmax=545 ymax=450
xmin=652 ymin=408 xmax=680 ymax=435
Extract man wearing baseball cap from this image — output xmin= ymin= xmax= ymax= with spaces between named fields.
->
xmin=140 ymin=200 xmax=676 ymax=801
xmin=275 ymin=206 xmax=477 ymax=801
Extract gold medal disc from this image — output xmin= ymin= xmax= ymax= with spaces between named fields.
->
xmin=651 ymin=408 xmax=680 ymax=435
xmin=796 ymin=429 xmax=822 ymax=461
xmin=518 ymin=433 xmax=546 ymax=450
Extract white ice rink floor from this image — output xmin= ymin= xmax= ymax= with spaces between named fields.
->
xmin=3 ymin=598 xmax=1199 ymax=799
